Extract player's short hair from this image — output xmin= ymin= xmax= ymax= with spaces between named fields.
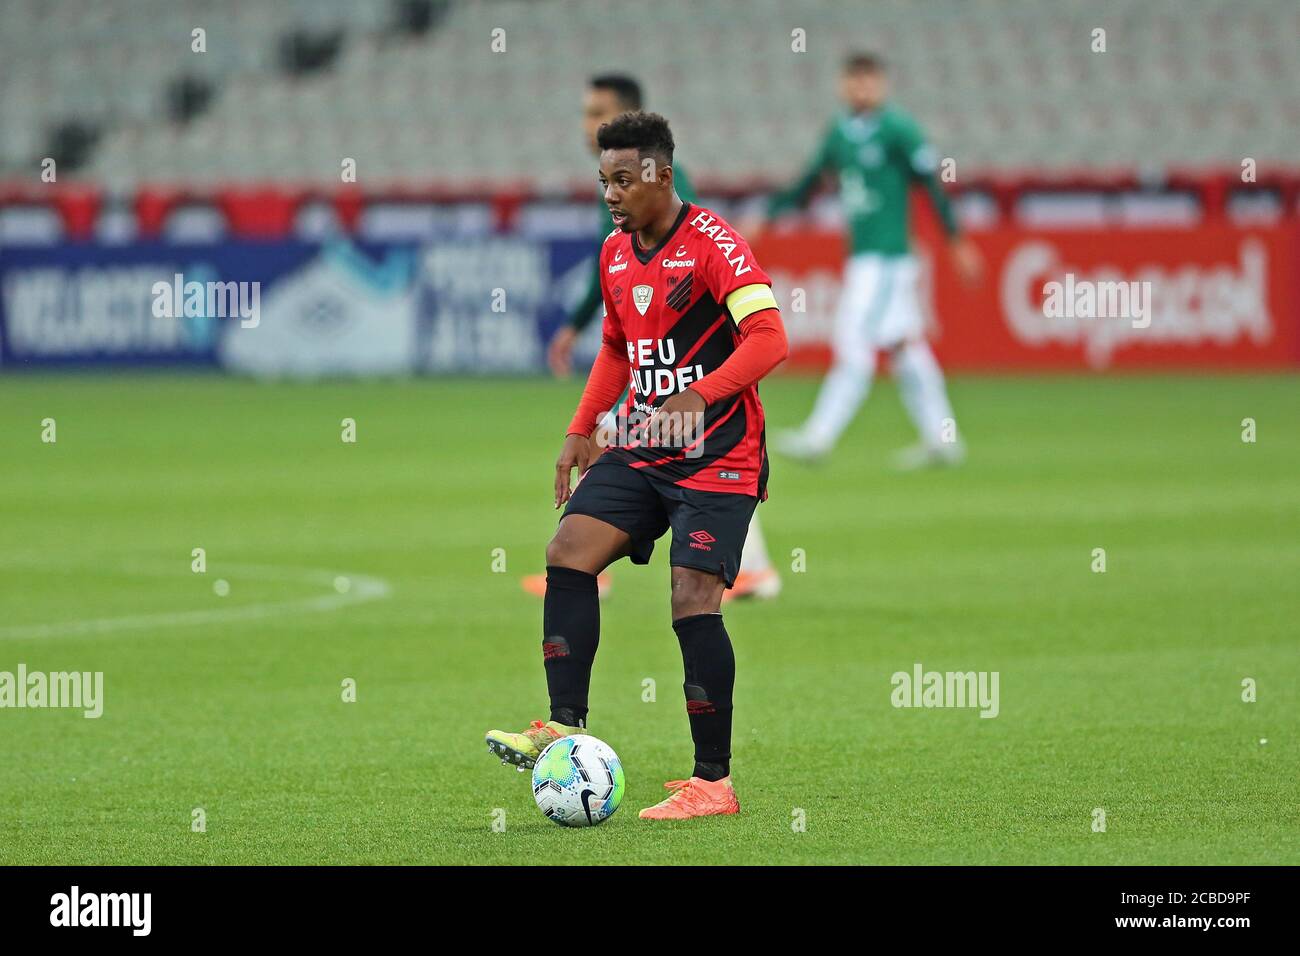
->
xmin=596 ymin=111 xmax=674 ymax=168
xmin=589 ymin=73 xmax=643 ymax=111
xmin=843 ymin=51 xmax=886 ymax=74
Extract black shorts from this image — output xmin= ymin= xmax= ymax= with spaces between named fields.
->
xmin=563 ymin=457 xmax=758 ymax=588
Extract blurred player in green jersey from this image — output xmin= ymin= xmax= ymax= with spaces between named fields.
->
xmin=755 ymin=53 xmax=982 ymax=469
xmin=525 ymin=75 xmax=780 ymax=601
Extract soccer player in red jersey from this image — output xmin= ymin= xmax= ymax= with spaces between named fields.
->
xmin=487 ymin=112 xmax=788 ymax=820
xmin=520 ymin=74 xmax=781 ymax=604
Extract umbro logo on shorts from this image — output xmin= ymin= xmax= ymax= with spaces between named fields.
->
xmin=688 ymin=530 xmax=715 ymax=551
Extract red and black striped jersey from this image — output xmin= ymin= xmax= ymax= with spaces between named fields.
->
xmin=597 ymin=202 xmax=773 ymax=497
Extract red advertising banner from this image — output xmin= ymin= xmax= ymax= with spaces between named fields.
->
xmin=757 ymin=221 xmax=1300 ymax=372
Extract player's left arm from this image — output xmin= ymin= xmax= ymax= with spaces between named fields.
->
xmin=897 ymin=116 xmax=983 ymax=285
xmin=689 ymin=287 xmax=787 ymax=405
xmin=895 ymin=116 xmax=959 ymax=237
xmin=650 ymin=227 xmax=787 ymax=445
xmin=691 ymin=228 xmax=788 ymax=403
xmin=651 ymin=289 xmax=787 ymax=447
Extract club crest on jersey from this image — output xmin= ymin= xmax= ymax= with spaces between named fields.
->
xmin=632 ymin=284 xmax=654 ymax=315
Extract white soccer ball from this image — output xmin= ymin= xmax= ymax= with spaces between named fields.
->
xmin=531 ymin=734 xmax=625 ymax=827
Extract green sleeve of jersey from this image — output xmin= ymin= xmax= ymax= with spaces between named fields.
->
xmin=894 ymin=115 xmax=959 ymax=238
xmin=567 ymin=201 xmax=616 ymax=332
xmin=766 ymin=122 xmax=837 ymax=217
xmin=567 ymin=256 xmax=606 ymax=332
xmin=674 ymin=161 xmax=697 ymax=203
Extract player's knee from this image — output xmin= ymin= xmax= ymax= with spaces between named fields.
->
xmin=670 ymin=570 xmax=723 ymax=619
xmin=833 ymin=345 xmax=874 ymax=377
xmin=670 ymin=589 xmax=711 ymax=619
xmin=894 ymin=338 xmax=926 ymax=363
xmin=545 ymin=529 xmax=580 ymax=569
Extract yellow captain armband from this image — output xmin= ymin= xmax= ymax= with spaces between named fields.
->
xmin=724 ymin=283 xmax=778 ymax=324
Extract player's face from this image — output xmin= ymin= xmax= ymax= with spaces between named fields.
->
xmin=840 ymin=69 xmax=887 ymax=112
xmin=584 ymin=88 xmax=628 ymax=155
xmin=599 ymin=148 xmax=670 ymax=232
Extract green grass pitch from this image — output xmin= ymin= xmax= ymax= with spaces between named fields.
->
xmin=1 ymin=371 xmax=1296 ymax=865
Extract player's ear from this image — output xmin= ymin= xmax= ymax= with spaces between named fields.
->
xmin=640 ymin=154 xmax=664 ymax=185
xmin=654 ymin=161 xmax=673 ymax=191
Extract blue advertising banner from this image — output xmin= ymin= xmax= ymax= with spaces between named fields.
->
xmin=0 ymin=236 xmax=601 ymax=374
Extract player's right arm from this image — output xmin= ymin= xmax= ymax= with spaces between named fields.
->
xmin=556 ymin=241 xmax=629 ymax=508
xmin=764 ymin=121 xmax=837 ymax=219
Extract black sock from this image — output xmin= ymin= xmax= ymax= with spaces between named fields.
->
xmin=692 ymin=760 xmax=729 ymax=783
xmin=543 ymin=565 xmax=599 ymax=727
xmin=672 ymin=612 xmax=734 ymax=780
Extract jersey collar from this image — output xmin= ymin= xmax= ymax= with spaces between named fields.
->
xmin=631 ymin=201 xmax=692 ymax=266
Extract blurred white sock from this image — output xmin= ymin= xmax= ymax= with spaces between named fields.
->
xmin=893 ymin=340 xmax=955 ymax=449
xmin=803 ymin=348 xmax=877 ymax=450
xmin=740 ymin=514 xmax=772 ymax=573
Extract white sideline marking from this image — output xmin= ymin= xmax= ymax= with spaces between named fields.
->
xmin=0 ymin=562 xmax=392 ymax=641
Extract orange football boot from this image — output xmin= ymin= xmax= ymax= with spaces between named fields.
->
xmin=638 ymin=776 xmax=740 ymax=820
